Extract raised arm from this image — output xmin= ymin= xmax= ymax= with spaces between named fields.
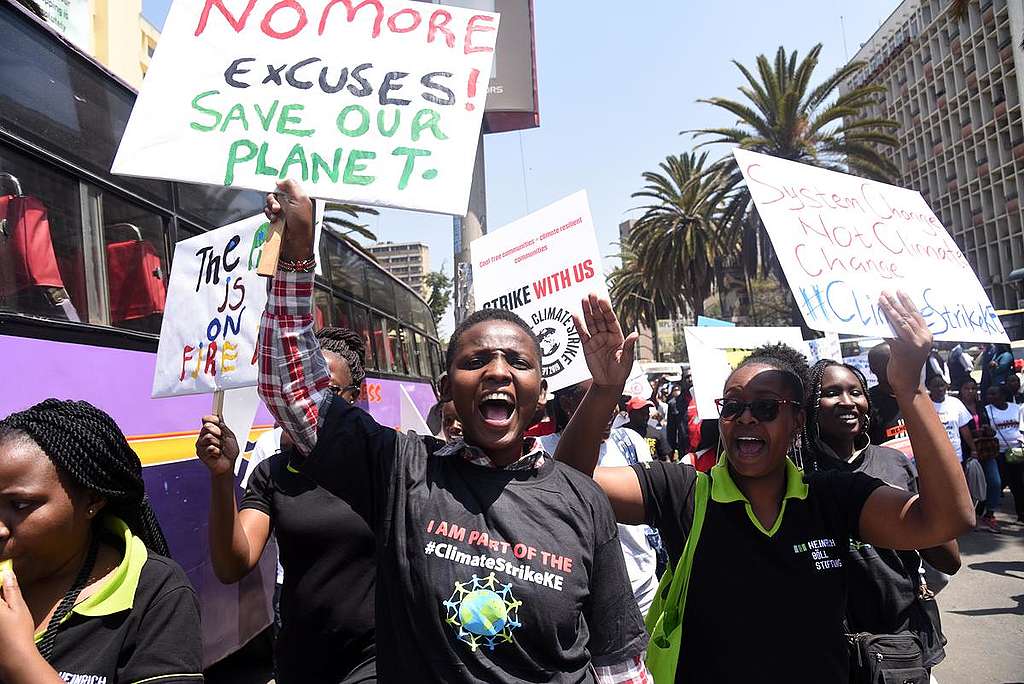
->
xmin=256 ymin=180 xmax=331 ymax=455
xmin=196 ymin=417 xmax=271 ymax=583
xmin=858 ymin=292 xmax=976 ymax=550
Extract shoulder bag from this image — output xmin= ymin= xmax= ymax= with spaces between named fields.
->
xmin=986 ymin=406 xmax=1024 ymax=464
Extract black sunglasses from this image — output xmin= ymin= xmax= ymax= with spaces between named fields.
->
xmin=715 ymin=398 xmax=801 ymax=422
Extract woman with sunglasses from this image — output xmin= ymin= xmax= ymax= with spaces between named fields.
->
xmin=196 ymin=326 xmax=378 ymax=684
xmin=559 ymin=292 xmax=975 ymax=683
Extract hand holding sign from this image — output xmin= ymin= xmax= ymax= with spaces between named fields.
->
xmin=196 ymin=415 xmax=239 ymax=478
xmin=879 ymin=291 xmax=932 ymax=399
xmin=573 ymin=293 xmax=637 ymax=392
xmin=262 ymin=179 xmax=314 ymax=273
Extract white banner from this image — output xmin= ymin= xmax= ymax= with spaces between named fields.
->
xmin=471 ymin=191 xmax=611 ymax=392
xmin=684 ymin=326 xmax=806 ymax=419
xmin=734 ymin=149 xmax=1008 ymax=343
xmin=113 ymin=0 xmax=499 ymax=216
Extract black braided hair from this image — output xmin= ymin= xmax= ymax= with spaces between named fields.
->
xmin=0 ymin=399 xmax=169 ymax=555
xmin=445 ymin=308 xmax=541 ymax=372
xmin=730 ymin=342 xmax=810 ymax=402
xmin=800 ymin=359 xmax=874 ymax=472
xmin=35 ymin=535 xmax=99 ymax=660
xmin=315 ymin=326 xmax=367 ymax=385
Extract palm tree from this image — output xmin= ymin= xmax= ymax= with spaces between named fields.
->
xmin=608 ymin=247 xmax=663 ymax=333
xmin=691 ymin=44 xmax=900 ymax=283
xmin=322 ymin=202 xmax=379 ymax=244
xmin=626 ymin=151 xmax=731 ymax=320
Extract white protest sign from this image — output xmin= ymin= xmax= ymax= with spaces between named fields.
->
xmin=112 ymin=0 xmax=499 ymax=216
xmin=806 ymin=331 xmax=842 ymax=364
xmin=471 ymin=191 xmax=611 ymax=392
xmin=734 ymin=149 xmax=1008 ymax=343
xmin=153 ymin=213 xmax=273 ymax=398
xmin=685 ymin=326 xmax=806 ymax=419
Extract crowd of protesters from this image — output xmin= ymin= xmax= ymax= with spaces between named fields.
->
xmin=0 ymin=179 xmax=1020 ymax=683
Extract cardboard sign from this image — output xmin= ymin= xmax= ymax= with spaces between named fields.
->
xmin=684 ymin=326 xmax=806 ymax=419
xmin=471 ymin=191 xmax=611 ymax=392
xmin=152 ymin=213 xmax=273 ymax=398
xmin=113 ymin=0 xmax=499 ymax=216
xmin=734 ymin=149 xmax=1008 ymax=343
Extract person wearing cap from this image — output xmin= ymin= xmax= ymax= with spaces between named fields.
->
xmin=623 ymin=396 xmax=673 ymax=462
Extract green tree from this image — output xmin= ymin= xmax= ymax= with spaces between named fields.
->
xmin=703 ymin=276 xmax=793 ymax=327
xmin=608 ymin=246 xmax=673 ymax=332
xmin=322 ymin=203 xmax=380 ymax=245
xmin=692 ymin=44 xmax=900 ymax=286
xmin=424 ymin=268 xmax=453 ymax=328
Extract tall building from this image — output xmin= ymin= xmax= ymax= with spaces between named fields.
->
xmin=33 ymin=0 xmax=158 ymax=88
xmin=842 ymin=0 xmax=1024 ymax=309
xmin=367 ymin=242 xmax=432 ymax=295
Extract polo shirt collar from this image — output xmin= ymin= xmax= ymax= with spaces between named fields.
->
xmin=73 ymin=517 xmax=148 ymax=617
xmin=710 ymin=454 xmax=809 ymax=536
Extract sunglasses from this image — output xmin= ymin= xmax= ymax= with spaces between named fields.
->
xmin=329 ymin=384 xmax=362 ymax=405
xmin=715 ymin=398 xmax=801 ymax=422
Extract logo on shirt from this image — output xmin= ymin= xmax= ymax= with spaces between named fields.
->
xmin=443 ymin=572 xmax=522 ymax=652
xmin=59 ymin=674 xmax=107 ymax=684
xmin=530 ymin=307 xmax=581 ymax=378
xmin=792 ymin=537 xmax=843 ymax=571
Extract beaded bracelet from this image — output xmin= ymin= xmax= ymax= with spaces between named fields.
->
xmin=278 ymin=256 xmax=317 ymax=273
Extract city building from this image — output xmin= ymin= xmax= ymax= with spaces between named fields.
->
xmin=367 ymin=242 xmax=432 ymax=295
xmin=842 ymin=0 xmax=1024 ymax=309
xmin=33 ymin=0 xmax=157 ymax=88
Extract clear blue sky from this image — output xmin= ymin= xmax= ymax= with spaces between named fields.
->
xmin=142 ymin=0 xmax=900 ymax=335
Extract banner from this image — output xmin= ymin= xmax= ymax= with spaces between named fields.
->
xmin=734 ymin=149 xmax=1008 ymax=343
xmin=153 ymin=213 xmax=272 ymax=398
xmin=684 ymin=326 xmax=806 ymax=419
xmin=471 ymin=191 xmax=610 ymax=392
xmin=113 ymin=0 xmax=499 ymax=216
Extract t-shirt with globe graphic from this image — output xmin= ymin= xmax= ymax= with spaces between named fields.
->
xmin=303 ymin=399 xmax=649 ymax=683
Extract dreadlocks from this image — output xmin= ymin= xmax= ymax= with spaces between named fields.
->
xmin=800 ymin=359 xmax=874 ymax=472
xmin=316 ymin=326 xmax=367 ymax=385
xmin=0 ymin=398 xmax=170 ymax=660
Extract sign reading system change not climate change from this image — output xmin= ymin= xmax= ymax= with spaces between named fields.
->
xmin=471 ymin=192 xmax=609 ymax=393
xmin=113 ymin=0 xmax=499 ymax=216
xmin=734 ymin=149 xmax=1008 ymax=343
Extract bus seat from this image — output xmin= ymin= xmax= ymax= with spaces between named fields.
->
xmin=105 ymin=237 xmax=166 ymax=323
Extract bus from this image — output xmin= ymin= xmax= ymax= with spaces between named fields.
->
xmin=0 ymin=2 xmax=443 ymax=665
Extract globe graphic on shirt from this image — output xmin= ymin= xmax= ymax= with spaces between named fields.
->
xmin=459 ymin=589 xmax=508 ymax=635
xmin=444 ymin=573 xmax=522 ymax=652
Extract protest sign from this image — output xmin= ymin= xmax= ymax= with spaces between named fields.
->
xmin=733 ymin=149 xmax=1008 ymax=343
xmin=684 ymin=326 xmax=806 ymax=418
xmin=112 ymin=0 xmax=499 ymax=216
xmin=153 ymin=213 xmax=274 ymax=398
xmin=806 ymin=331 xmax=842 ymax=364
xmin=471 ymin=191 xmax=610 ymax=392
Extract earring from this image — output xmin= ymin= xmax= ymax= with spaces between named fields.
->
xmin=87 ymin=507 xmax=95 ymax=517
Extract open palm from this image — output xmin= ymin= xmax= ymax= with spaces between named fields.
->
xmin=573 ymin=294 xmax=638 ymax=390
xmin=879 ymin=291 xmax=932 ymax=397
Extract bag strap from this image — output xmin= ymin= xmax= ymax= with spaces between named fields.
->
xmin=659 ymin=470 xmax=710 ymax=634
xmin=987 ymin=406 xmax=1013 ymax=450
xmin=611 ymin=428 xmax=640 ymax=466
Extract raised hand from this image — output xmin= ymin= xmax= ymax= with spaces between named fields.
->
xmin=879 ymin=291 xmax=932 ymax=398
xmin=572 ymin=293 xmax=638 ymax=391
xmin=196 ymin=415 xmax=240 ymax=478
xmin=265 ymin=179 xmax=314 ymax=261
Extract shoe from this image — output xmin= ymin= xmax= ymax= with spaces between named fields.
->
xmin=983 ymin=515 xmax=1000 ymax=532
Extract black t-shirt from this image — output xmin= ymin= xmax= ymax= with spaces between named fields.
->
xmin=241 ymin=452 xmax=376 ymax=681
xmin=643 ymin=425 xmax=673 ymax=461
xmin=302 ymin=400 xmax=647 ymax=683
xmin=41 ymin=519 xmax=203 ymax=684
xmin=869 ymin=385 xmax=906 ymax=444
xmin=633 ymin=458 xmax=884 ymax=684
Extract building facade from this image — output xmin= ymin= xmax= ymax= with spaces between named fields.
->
xmin=367 ymin=242 xmax=432 ymax=295
xmin=842 ymin=0 xmax=1024 ymax=309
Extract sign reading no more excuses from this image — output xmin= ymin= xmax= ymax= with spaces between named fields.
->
xmin=113 ymin=0 xmax=500 ymax=216
xmin=734 ymin=149 xmax=1008 ymax=343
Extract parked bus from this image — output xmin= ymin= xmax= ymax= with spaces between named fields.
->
xmin=0 ymin=2 xmax=443 ymax=665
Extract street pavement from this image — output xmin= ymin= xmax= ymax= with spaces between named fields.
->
xmin=205 ymin=497 xmax=1024 ymax=684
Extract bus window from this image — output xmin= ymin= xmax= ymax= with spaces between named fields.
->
xmin=398 ymin=326 xmax=414 ymax=376
xmin=175 ymin=183 xmax=264 ymax=231
xmin=313 ymin=288 xmax=332 ymax=330
xmin=366 ymin=265 xmax=397 ymax=316
xmin=350 ymin=304 xmax=377 ymax=370
xmin=101 ymin=193 xmax=168 ymax=335
xmin=373 ymin=313 xmax=396 ymax=373
xmin=333 ymin=298 xmax=352 ymax=329
xmin=323 ymin=236 xmax=367 ymax=299
xmin=0 ymin=144 xmax=89 ymax=322
xmin=429 ymin=343 xmax=443 ymax=380
xmin=413 ymin=331 xmax=427 ymax=378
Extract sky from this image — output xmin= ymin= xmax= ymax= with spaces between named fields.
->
xmin=141 ymin=0 xmax=902 ymax=335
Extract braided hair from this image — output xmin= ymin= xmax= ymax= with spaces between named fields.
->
xmin=0 ymin=398 xmax=170 ymax=659
xmin=316 ymin=326 xmax=367 ymax=385
xmin=800 ymin=359 xmax=874 ymax=472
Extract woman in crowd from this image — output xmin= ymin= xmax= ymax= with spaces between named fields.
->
xmin=802 ymin=359 xmax=959 ymax=672
xmin=0 ymin=399 xmax=201 ymax=684
xmin=197 ymin=326 xmax=377 ymax=683
xmin=981 ymin=383 xmax=1019 ymax=528
xmin=559 ymin=291 xmax=974 ymax=683
xmin=255 ymin=180 xmax=649 ymax=683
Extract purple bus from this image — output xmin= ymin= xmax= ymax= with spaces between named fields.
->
xmin=0 ymin=2 xmax=443 ymax=665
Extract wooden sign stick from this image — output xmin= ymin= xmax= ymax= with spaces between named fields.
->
xmin=212 ymin=389 xmax=225 ymax=418
xmin=256 ymin=216 xmax=285 ymax=277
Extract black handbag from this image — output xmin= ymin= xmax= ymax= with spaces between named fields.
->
xmin=847 ymin=632 xmax=929 ymax=684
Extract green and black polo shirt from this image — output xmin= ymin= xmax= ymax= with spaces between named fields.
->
xmin=633 ymin=456 xmax=884 ymax=684
xmin=38 ymin=517 xmax=203 ymax=684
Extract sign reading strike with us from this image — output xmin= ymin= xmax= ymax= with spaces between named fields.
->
xmin=734 ymin=149 xmax=1008 ymax=343
xmin=152 ymin=214 xmax=272 ymax=398
xmin=471 ymin=192 xmax=609 ymax=393
xmin=112 ymin=0 xmax=499 ymax=216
